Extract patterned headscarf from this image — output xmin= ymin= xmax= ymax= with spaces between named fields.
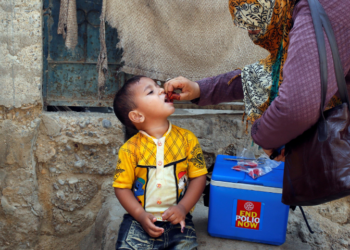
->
xmin=229 ymin=0 xmax=296 ymax=123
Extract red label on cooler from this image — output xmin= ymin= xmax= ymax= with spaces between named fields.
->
xmin=235 ymin=200 xmax=261 ymax=230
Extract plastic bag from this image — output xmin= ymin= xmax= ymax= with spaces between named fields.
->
xmin=235 ymin=160 xmax=258 ymax=168
xmin=232 ymin=148 xmax=281 ymax=179
xmin=232 ymin=165 xmax=273 ymax=179
xmin=236 ymin=148 xmax=259 ymax=167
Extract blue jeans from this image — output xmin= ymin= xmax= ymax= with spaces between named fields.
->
xmin=116 ymin=214 xmax=198 ymax=250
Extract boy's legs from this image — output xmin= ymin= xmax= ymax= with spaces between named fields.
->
xmin=163 ymin=214 xmax=198 ymax=250
xmin=116 ymin=214 xmax=155 ymax=250
xmin=116 ymin=214 xmax=198 ymax=250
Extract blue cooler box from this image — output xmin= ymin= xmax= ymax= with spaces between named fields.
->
xmin=208 ymin=155 xmax=289 ymax=245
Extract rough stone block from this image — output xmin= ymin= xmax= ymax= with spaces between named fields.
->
xmin=51 ymin=178 xmax=98 ymax=212
xmin=41 ymin=115 xmax=62 ymax=137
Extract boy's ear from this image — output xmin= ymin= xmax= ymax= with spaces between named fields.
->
xmin=129 ymin=110 xmax=145 ymax=124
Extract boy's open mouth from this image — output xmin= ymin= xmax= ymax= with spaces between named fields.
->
xmin=165 ymin=96 xmax=172 ymax=103
xmin=165 ymin=92 xmax=180 ymax=103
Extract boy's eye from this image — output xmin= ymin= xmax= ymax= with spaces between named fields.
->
xmin=148 ymin=91 xmax=154 ymax=95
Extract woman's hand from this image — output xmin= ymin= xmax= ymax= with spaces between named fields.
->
xmin=164 ymin=76 xmax=200 ymax=101
xmin=263 ymin=148 xmax=285 ymax=162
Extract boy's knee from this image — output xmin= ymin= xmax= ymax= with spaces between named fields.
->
xmin=116 ymin=216 xmax=154 ymax=250
xmin=172 ymin=237 xmax=198 ymax=250
xmin=115 ymin=215 xmax=134 ymax=249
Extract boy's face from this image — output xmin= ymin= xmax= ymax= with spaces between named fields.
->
xmin=132 ymin=77 xmax=175 ymax=121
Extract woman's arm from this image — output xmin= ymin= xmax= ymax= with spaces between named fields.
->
xmin=193 ymin=69 xmax=244 ymax=106
xmin=252 ymin=2 xmax=350 ymax=149
xmin=164 ymin=69 xmax=243 ymax=105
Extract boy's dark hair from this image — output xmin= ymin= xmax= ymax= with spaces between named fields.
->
xmin=113 ymin=75 xmax=145 ymax=129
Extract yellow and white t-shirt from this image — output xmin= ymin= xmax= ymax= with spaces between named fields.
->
xmin=112 ymin=122 xmax=208 ymax=220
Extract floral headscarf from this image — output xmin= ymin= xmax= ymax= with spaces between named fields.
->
xmin=229 ymin=0 xmax=296 ymax=123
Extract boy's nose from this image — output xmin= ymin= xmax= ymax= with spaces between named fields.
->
xmin=159 ymin=88 xmax=165 ymax=95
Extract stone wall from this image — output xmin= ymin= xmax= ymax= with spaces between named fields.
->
xmin=32 ymin=111 xmax=258 ymax=250
xmin=0 ymin=0 xmax=43 ymax=248
xmin=0 ymin=0 xmax=42 ymax=108
xmin=0 ymin=109 xmax=42 ymax=249
xmin=1 ymin=109 xmax=349 ymax=250
xmin=34 ymin=112 xmax=125 ymax=249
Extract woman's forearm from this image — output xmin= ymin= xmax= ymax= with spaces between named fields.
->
xmin=192 ymin=69 xmax=243 ymax=106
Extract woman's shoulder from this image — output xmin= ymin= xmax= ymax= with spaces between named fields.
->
xmin=293 ymin=0 xmax=350 ymax=28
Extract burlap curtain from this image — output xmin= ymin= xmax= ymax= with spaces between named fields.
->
xmin=59 ymin=0 xmax=269 ymax=98
xmin=58 ymin=0 xmax=78 ymax=50
xmin=100 ymin=0 xmax=268 ymax=82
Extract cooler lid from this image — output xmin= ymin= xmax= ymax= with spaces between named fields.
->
xmin=211 ymin=155 xmax=284 ymax=188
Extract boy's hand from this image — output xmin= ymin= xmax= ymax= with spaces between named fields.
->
xmin=114 ymin=189 xmax=164 ymax=237
xmin=137 ymin=212 xmax=164 ymax=238
xmin=162 ymin=204 xmax=187 ymax=232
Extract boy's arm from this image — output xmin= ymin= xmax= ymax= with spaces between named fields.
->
xmin=113 ymin=143 xmax=164 ymax=237
xmin=161 ymin=175 xmax=206 ymax=230
xmin=178 ymin=175 xmax=206 ymax=213
xmin=115 ymin=188 xmax=164 ymax=237
xmin=162 ymin=131 xmax=208 ymax=229
xmin=114 ymin=188 xmax=145 ymax=221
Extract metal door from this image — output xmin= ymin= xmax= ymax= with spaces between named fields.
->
xmin=43 ymin=0 xmax=130 ymax=107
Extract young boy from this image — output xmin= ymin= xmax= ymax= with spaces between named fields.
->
xmin=112 ymin=75 xmax=207 ymax=250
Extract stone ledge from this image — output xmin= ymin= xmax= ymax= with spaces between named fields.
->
xmin=172 ymin=109 xmax=244 ymax=116
xmin=42 ymin=109 xmax=244 ymax=119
